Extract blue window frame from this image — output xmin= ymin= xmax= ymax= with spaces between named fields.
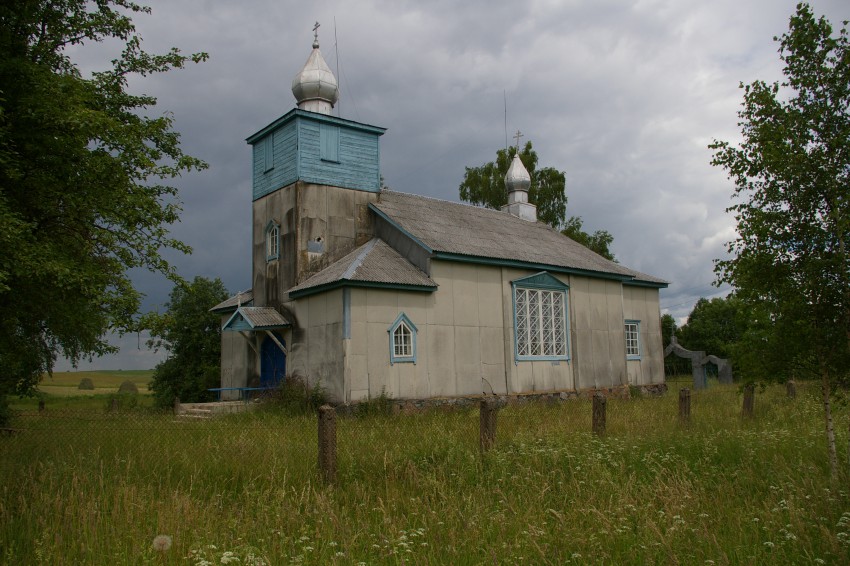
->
xmin=320 ymin=124 xmax=340 ymax=162
xmin=511 ymin=272 xmax=570 ymax=362
xmin=388 ymin=313 xmax=417 ymax=364
xmin=625 ymin=320 xmax=641 ymax=360
xmin=266 ymin=220 xmax=280 ymax=262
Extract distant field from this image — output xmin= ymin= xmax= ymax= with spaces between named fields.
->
xmin=37 ymin=369 xmax=153 ymax=397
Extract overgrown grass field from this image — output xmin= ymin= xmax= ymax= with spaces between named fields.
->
xmin=1 ymin=383 xmax=849 ymax=564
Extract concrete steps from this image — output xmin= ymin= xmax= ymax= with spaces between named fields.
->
xmin=175 ymin=400 xmax=255 ymax=419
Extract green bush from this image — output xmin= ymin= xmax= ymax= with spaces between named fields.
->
xmin=104 ymin=392 xmax=139 ymax=411
xmin=354 ymin=387 xmax=394 ymax=417
xmin=265 ymin=374 xmax=327 ymax=415
xmin=0 ymin=395 xmax=10 ymax=427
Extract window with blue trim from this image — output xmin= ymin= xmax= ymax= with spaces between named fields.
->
xmin=512 ymin=272 xmax=570 ymax=361
xmin=388 ymin=313 xmax=416 ymax=364
xmin=625 ymin=320 xmax=641 ymax=360
xmin=266 ymin=221 xmax=280 ymax=262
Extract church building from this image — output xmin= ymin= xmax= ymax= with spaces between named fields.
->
xmin=211 ymin=29 xmax=668 ymax=404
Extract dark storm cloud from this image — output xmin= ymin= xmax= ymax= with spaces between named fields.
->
xmin=55 ymin=0 xmax=848 ymax=370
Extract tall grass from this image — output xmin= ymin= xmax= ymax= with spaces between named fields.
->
xmin=1 ymin=383 xmax=848 ymax=564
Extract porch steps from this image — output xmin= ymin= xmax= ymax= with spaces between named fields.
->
xmin=175 ymin=400 xmax=255 ymax=419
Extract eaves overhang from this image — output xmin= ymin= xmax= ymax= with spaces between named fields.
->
xmin=246 ymin=108 xmax=386 ymax=145
xmin=431 ymin=251 xmax=635 ymax=282
xmin=222 ymin=306 xmax=291 ymax=332
xmin=288 ymin=280 xmax=436 ymax=300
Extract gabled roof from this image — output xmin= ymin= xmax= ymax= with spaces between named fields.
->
xmin=210 ymin=289 xmax=254 ymax=313
xmin=222 ymin=306 xmax=291 ymax=332
xmin=371 ymin=191 xmax=667 ymax=287
xmin=288 ymin=238 xmax=437 ymax=298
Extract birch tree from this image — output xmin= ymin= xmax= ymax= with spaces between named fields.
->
xmin=710 ymin=3 xmax=850 ymax=477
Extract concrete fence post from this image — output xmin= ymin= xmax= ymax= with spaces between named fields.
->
xmin=318 ymin=405 xmax=337 ymax=484
xmin=592 ymin=393 xmax=607 ymax=436
xmin=479 ymin=399 xmax=498 ymax=452
xmin=786 ymin=380 xmax=797 ymax=398
xmin=173 ymin=397 xmax=181 ymax=415
xmin=742 ymin=383 xmax=755 ymax=418
xmin=679 ymin=388 xmax=691 ymax=423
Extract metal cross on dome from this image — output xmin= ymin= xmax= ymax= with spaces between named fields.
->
xmin=313 ymin=21 xmax=320 ymax=40
xmin=513 ymin=130 xmax=524 ymax=151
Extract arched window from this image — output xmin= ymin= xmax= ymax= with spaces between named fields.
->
xmin=266 ymin=221 xmax=280 ymax=262
xmin=388 ymin=313 xmax=417 ymax=364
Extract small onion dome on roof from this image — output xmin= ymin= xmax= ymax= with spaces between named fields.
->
xmin=291 ymin=29 xmax=339 ymax=115
xmin=505 ymin=153 xmax=531 ymax=194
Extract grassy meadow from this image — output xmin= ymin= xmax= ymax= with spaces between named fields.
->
xmin=1 ymin=382 xmax=849 ymax=565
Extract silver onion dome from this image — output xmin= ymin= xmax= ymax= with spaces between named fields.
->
xmin=291 ymin=27 xmax=339 ymax=115
xmin=505 ymin=154 xmax=531 ymax=194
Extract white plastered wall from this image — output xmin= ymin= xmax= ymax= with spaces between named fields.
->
xmin=282 ymin=288 xmax=346 ymax=401
xmin=566 ymin=275 xmax=628 ymax=389
xmin=219 ymin=316 xmax=252 ymax=401
xmin=622 ymin=285 xmax=665 ymax=385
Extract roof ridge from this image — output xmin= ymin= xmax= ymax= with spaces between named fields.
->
xmin=340 ymin=238 xmax=379 ymax=280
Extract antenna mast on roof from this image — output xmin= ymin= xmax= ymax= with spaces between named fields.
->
xmin=334 ymin=17 xmax=341 ymax=117
xmin=504 ymin=90 xmax=508 ymax=153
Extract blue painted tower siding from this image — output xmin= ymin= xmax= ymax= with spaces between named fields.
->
xmin=249 ymin=109 xmax=385 ymax=201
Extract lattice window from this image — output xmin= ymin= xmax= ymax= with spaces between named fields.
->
xmin=515 ymin=287 xmax=568 ymax=359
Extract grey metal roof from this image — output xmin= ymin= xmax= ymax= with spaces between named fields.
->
xmin=288 ymin=238 xmax=437 ymax=296
xmin=210 ymin=289 xmax=254 ymax=313
xmin=373 ymin=191 xmax=667 ymax=285
xmin=237 ymin=307 xmax=291 ymax=329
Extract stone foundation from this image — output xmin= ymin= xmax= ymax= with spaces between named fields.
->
xmin=336 ymin=382 xmax=668 ymax=415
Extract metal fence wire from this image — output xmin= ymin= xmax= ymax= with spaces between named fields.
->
xmin=0 ymin=382 xmax=819 ymax=484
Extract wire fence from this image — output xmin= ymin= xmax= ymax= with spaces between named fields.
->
xmin=1 ymin=381 xmax=813 ymax=486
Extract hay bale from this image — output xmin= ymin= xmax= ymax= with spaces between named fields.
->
xmin=78 ymin=377 xmax=95 ymax=390
xmin=118 ymin=380 xmax=138 ymax=394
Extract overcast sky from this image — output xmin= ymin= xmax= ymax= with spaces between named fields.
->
xmin=55 ymin=0 xmax=848 ymax=371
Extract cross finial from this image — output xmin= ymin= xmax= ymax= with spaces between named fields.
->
xmin=312 ymin=21 xmax=320 ymax=48
xmin=513 ymin=130 xmax=524 ymax=151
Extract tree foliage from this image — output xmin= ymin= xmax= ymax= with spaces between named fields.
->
xmin=458 ymin=141 xmax=615 ymax=260
xmin=0 ymin=1 xmax=207 ymax=394
xmin=560 ymin=216 xmax=615 ymax=261
xmin=144 ymin=277 xmax=228 ymax=408
xmin=710 ymin=3 xmax=850 ymax=475
xmin=677 ymin=296 xmax=746 ymax=360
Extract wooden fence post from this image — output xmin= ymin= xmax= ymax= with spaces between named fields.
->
xmin=479 ymin=399 xmax=498 ymax=452
xmin=742 ymin=383 xmax=755 ymax=418
xmin=592 ymin=393 xmax=606 ymax=436
xmin=679 ymin=388 xmax=691 ymax=423
xmin=318 ymin=405 xmax=337 ymax=484
xmin=38 ymin=399 xmax=45 ymax=413
xmin=786 ymin=380 xmax=797 ymax=398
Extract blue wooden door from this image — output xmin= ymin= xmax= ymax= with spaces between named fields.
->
xmin=260 ymin=336 xmax=286 ymax=389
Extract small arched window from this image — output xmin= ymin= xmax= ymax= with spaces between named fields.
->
xmin=388 ymin=313 xmax=417 ymax=364
xmin=266 ymin=221 xmax=280 ymax=262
